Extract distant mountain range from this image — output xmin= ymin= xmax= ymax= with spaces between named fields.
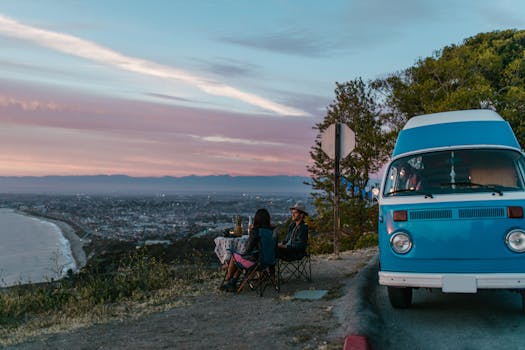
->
xmin=0 ymin=175 xmax=312 ymax=195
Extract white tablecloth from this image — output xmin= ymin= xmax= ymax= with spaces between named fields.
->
xmin=214 ymin=236 xmax=249 ymax=264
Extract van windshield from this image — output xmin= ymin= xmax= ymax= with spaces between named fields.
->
xmin=383 ymin=149 xmax=525 ymax=196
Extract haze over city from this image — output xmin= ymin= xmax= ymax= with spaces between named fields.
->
xmin=1 ymin=1 xmax=524 ymax=177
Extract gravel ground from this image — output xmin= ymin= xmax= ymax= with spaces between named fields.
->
xmin=10 ymin=247 xmax=378 ymax=350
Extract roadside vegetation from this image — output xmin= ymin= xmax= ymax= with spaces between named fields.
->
xmin=0 ymin=236 xmax=220 ymax=346
xmin=0 ymin=222 xmax=374 ymax=346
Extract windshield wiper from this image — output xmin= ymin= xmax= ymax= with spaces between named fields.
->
xmin=386 ymin=188 xmax=433 ymax=198
xmin=440 ymin=182 xmax=503 ymax=196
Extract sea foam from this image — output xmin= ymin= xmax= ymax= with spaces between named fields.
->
xmin=0 ymin=208 xmax=77 ymax=286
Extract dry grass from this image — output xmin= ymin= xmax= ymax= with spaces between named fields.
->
xmin=0 ymin=263 xmax=222 ymax=346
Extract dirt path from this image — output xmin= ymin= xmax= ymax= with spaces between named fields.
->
xmin=11 ymin=247 xmax=378 ymax=350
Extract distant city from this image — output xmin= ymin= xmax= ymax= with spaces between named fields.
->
xmin=0 ymin=193 xmax=312 ymax=242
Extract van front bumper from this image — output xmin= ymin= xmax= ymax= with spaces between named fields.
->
xmin=379 ymin=271 xmax=525 ymax=293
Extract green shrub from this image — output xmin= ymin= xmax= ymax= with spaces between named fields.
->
xmin=309 ymin=230 xmax=377 ymax=255
xmin=309 ymin=232 xmax=359 ymax=255
xmin=354 ymin=233 xmax=378 ymax=249
xmin=0 ymin=244 xmax=216 ymax=329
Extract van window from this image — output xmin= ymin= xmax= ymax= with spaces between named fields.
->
xmin=384 ymin=149 xmax=525 ymax=196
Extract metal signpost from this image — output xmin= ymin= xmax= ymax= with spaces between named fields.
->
xmin=321 ymin=123 xmax=355 ymax=256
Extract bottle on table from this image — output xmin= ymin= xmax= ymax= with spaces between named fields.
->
xmin=247 ymin=215 xmax=253 ymax=235
xmin=234 ymin=215 xmax=243 ymax=236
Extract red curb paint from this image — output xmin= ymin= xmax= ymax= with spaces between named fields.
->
xmin=343 ymin=335 xmax=371 ymax=350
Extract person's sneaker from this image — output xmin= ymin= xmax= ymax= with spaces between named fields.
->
xmin=219 ymin=278 xmax=237 ymax=292
xmin=224 ymin=283 xmax=236 ymax=292
xmin=224 ymin=278 xmax=238 ymax=292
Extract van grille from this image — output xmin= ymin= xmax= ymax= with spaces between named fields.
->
xmin=409 ymin=209 xmax=452 ymax=220
xmin=458 ymin=207 xmax=505 ymax=218
xmin=406 ymin=207 xmax=507 ymax=221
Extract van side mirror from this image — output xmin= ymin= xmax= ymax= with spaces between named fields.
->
xmin=372 ymin=187 xmax=380 ymax=201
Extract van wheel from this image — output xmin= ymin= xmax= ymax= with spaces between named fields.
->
xmin=388 ymin=286 xmax=412 ymax=308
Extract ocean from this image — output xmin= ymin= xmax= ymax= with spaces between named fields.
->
xmin=0 ymin=208 xmax=77 ymax=287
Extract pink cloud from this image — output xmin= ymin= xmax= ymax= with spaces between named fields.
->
xmin=0 ymin=81 xmax=319 ymax=176
xmin=0 ymin=95 xmax=62 ymax=111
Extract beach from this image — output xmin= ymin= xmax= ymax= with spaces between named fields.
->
xmin=42 ymin=216 xmax=87 ymax=269
xmin=0 ymin=208 xmax=86 ymax=286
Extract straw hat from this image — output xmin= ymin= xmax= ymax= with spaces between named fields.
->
xmin=290 ymin=201 xmax=308 ymax=215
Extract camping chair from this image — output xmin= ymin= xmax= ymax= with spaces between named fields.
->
xmin=236 ymin=228 xmax=279 ymax=296
xmin=277 ymin=246 xmax=312 ymax=284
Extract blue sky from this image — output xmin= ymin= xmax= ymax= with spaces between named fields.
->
xmin=0 ymin=1 xmax=524 ymax=176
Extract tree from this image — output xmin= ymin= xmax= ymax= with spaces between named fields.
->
xmin=308 ymin=30 xmax=525 ymax=253
xmin=307 ymin=79 xmax=390 ymax=250
xmin=373 ymin=29 xmax=525 ymax=143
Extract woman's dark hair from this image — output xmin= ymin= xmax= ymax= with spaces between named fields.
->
xmin=253 ymin=208 xmax=271 ymax=229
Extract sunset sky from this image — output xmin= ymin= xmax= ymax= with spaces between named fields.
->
xmin=1 ymin=1 xmax=524 ymax=177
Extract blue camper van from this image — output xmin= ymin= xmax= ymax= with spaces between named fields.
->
xmin=377 ymin=109 xmax=525 ymax=309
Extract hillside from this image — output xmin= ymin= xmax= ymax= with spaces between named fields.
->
xmin=8 ymin=247 xmax=378 ymax=350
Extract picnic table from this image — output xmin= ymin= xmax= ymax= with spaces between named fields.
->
xmin=213 ymin=235 xmax=249 ymax=265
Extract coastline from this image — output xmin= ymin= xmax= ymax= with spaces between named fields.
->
xmin=15 ymin=209 xmax=87 ymax=270
xmin=49 ymin=219 xmax=87 ymax=269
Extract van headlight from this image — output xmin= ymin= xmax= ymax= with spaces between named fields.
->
xmin=390 ymin=232 xmax=412 ymax=254
xmin=505 ymin=229 xmax=525 ymax=253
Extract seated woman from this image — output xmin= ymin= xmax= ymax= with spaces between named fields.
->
xmin=277 ymin=201 xmax=308 ymax=261
xmin=220 ymin=208 xmax=274 ymax=292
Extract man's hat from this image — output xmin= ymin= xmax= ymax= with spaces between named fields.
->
xmin=290 ymin=201 xmax=308 ymax=215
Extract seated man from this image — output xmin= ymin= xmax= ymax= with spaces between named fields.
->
xmin=277 ymin=201 xmax=308 ymax=260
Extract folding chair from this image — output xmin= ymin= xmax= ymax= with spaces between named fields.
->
xmin=277 ymin=246 xmax=312 ymax=283
xmin=218 ymin=250 xmax=254 ymax=292
xmin=236 ymin=228 xmax=279 ymax=296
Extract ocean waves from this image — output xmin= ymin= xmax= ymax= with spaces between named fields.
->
xmin=0 ymin=208 xmax=77 ymax=286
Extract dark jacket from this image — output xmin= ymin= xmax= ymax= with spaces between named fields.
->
xmin=282 ymin=220 xmax=308 ymax=253
xmin=242 ymin=226 xmax=275 ymax=260
xmin=242 ymin=228 xmax=259 ymax=256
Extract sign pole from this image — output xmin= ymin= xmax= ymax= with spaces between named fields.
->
xmin=320 ymin=122 xmax=354 ymax=257
xmin=334 ymin=123 xmax=341 ymax=257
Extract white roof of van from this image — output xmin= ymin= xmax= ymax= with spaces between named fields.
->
xmin=403 ymin=109 xmax=503 ymax=130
